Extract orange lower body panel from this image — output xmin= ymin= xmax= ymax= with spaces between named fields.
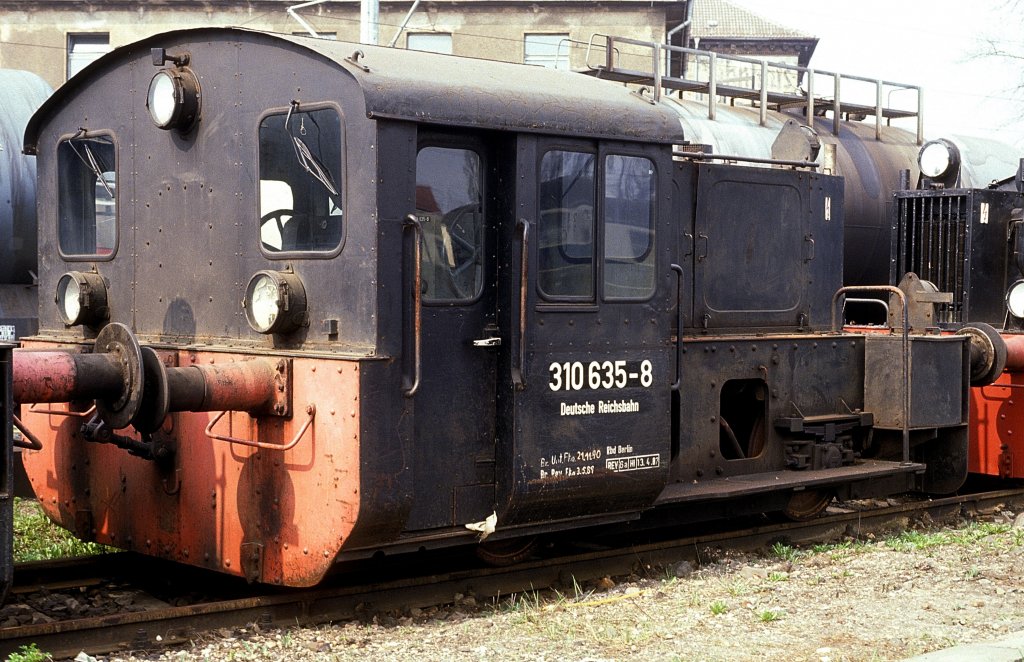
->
xmin=969 ymin=370 xmax=1024 ymax=478
xmin=19 ymin=345 xmax=362 ymax=586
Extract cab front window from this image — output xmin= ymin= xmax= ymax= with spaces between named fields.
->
xmin=258 ymin=105 xmax=343 ymax=254
xmin=57 ymin=133 xmax=117 ymax=257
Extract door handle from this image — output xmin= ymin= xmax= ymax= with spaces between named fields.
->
xmin=512 ymin=219 xmax=530 ymax=390
xmin=671 ymin=263 xmax=684 ymax=392
xmin=473 ymin=337 xmax=501 ymax=347
xmin=402 ymin=214 xmax=422 ymax=398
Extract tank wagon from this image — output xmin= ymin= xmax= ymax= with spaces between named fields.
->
xmin=582 ymin=35 xmax=1020 ymax=290
xmin=0 ymin=69 xmax=51 ymax=342
xmin=0 ymin=28 xmax=1000 ymax=590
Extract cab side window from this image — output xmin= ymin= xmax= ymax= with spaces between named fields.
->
xmin=415 ymin=146 xmax=484 ymax=302
xmin=57 ymin=134 xmax=117 ymax=257
xmin=258 ymin=106 xmax=343 ymax=254
xmin=604 ymin=155 xmax=655 ymax=299
xmin=538 ymin=150 xmax=595 ymax=300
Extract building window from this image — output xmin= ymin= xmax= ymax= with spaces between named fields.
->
xmin=67 ymin=34 xmax=110 ymax=80
xmin=524 ymin=34 xmax=570 ymax=70
xmin=408 ymin=33 xmax=452 ymax=55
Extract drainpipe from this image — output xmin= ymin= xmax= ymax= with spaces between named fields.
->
xmin=665 ymin=0 xmax=694 ymax=76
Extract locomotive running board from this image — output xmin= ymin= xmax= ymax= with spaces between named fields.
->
xmin=654 ymin=459 xmax=925 ymax=504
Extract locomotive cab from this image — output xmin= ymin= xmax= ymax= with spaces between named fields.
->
xmin=3 ymin=28 xmax=983 ymax=587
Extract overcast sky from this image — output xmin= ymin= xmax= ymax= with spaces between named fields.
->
xmin=729 ymin=0 xmax=1024 ymax=146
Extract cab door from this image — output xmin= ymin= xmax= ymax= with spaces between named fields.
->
xmin=495 ymin=136 xmax=673 ymax=525
xmin=405 ymin=132 xmax=502 ymax=531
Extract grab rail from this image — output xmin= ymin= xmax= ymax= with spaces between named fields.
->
xmin=402 ymin=215 xmax=423 ymax=398
xmin=204 ymin=405 xmax=316 ymax=451
xmin=512 ymin=219 xmax=530 ymax=390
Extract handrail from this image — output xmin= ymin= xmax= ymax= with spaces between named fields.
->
xmin=402 ymin=215 xmax=423 ymax=398
xmin=511 ymin=219 xmax=530 ymax=390
xmin=670 ymin=264 xmax=684 ymax=391
xmin=583 ymin=33 xmax=923 ymax=144
xmin=29 ymin=402 xmax=97 ymax=418
xmin=204 ymin=405 xmax=316 ymax=451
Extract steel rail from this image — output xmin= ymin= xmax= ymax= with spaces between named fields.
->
xmin=4 ymin=488 xmax=1024 ymax=659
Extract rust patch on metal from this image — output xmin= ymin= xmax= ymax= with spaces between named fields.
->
xmin=19 ymin=341 xmax=363 ymax=587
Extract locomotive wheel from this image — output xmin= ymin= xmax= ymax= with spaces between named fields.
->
xmin=782 ymin=489 xmax=833 ymax=521
xmin=475 ymin=537 xmax=539 ymax=566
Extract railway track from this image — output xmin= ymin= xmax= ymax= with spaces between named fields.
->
xmin=4 ymin=487 xmax=1024 ymax=660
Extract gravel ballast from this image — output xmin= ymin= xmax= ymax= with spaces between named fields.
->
xmin=71 ymin=511 xmax=1024 ymax=662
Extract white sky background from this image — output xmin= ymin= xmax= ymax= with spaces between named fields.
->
xmin=729 ymin=0 xmax=1024 ymax=146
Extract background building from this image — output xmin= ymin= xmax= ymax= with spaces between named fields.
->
xmin=0 ymin=0 xmax=818 ymax=92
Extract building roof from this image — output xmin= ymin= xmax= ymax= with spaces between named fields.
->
xmin=691 ymin=0 xmax=814 ymax=40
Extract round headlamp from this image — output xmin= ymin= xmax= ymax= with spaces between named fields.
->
xmin=918 ymin=138 xmax=961 ymax=181
xmin=146 ymin=68 xmax=200 ymax=132
xmin=1007 ymin=279 xmax=1024 ymax=319
xmin=56 ymin=271 xmax=109 ymax=327
xmin=243 ymin=270 xmax=307 ymax=335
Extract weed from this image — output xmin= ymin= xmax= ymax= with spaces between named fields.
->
xmin=709 ymin=600 xmax=728 ymax=615
xmin=571 ymin=575 xmax=586 ymax=601
xmin=884 ymin=522 xmax=1010 ymax=554
xmin=770 ymin=542 xmax=798 ymax=562
xmin=767 ymin=572 xmax=788 ymax=582
xmin=726 ymin=579 xmax=751 ymax=596
xmin=758 ymin=609 xmax=782 ymax=623
xmin=7 ymin=644 xmax=51 ymax=662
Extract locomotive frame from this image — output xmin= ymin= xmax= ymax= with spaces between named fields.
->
xmin=0 ymin=28 xmax=991 ymax=590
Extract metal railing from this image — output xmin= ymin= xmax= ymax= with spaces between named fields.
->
xmin=582 ymin=34 xmax=923 ymax=144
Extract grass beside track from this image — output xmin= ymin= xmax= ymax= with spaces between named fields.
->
xmin=13 ymin=498 xmax=109 ymax=563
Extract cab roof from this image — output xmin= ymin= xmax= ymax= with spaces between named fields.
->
xmin=24 ymin=27 xmax=684 ymax=154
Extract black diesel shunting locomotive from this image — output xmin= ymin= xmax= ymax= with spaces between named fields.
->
xmin=0 ymin=28 xmax=1001 ymax=594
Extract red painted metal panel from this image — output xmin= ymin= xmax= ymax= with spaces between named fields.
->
xmin=18 ymin=344 xmax=362 ymax=587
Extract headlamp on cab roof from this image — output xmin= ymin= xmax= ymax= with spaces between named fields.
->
xmin=146 ymin=58 xmax=200 ymax=132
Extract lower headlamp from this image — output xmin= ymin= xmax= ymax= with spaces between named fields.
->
xmin=243 ymin=270 xmax=307 ymax=335
xmin=56 ymin=271 xmax=109 ymax=327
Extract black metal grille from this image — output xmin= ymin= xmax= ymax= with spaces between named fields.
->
xmin=893 ymin=193 xmax=969 ymax=325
